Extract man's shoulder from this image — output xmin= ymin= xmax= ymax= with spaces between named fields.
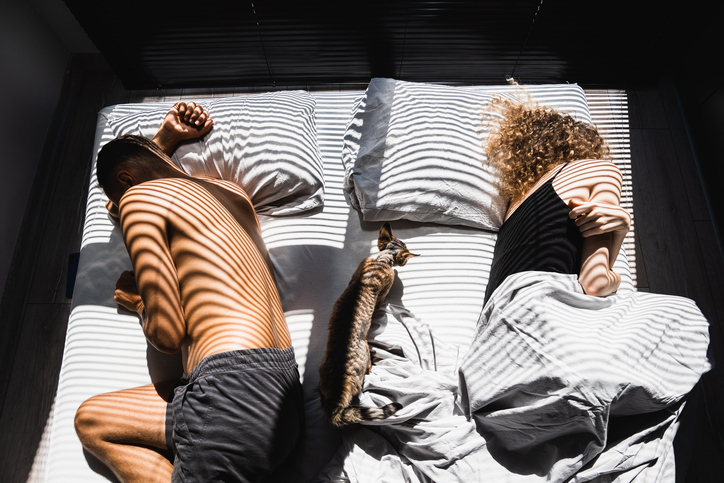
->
xmin=118 ymin=179 xmax=186 ymax=217
xmin=201 ymin=177 xmax=250 ymax=198
xmin=128 ymin=177 xmax=247 ymax=197
xmin=122 ymin=179 xmax=174 ymax=200
xmin=120 ymin=177 xmax=252 ymax=219
xmin=132 ymin=177 xmax=191 ymax=192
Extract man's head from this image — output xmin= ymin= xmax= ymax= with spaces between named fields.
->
xmin=96 ymin=135 xmax=177 ymax=206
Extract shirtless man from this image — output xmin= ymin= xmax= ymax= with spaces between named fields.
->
xmin=74 ymin=102 xmax=303 ymax=482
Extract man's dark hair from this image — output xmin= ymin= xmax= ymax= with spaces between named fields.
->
xmin=96 ymin=135 xmax=171 ymax=192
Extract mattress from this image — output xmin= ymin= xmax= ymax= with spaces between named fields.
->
xmin=36 ymin=87 xmax=642 ymax=482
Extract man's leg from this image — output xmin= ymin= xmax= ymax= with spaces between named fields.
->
xmin=74 ymin=381 xmax=176 ymax=483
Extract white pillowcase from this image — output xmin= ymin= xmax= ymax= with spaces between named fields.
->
xmin=342 ymin=78 xmax=592 ymax=230
xmin=108 ymin=91 xmax=324 ymax=216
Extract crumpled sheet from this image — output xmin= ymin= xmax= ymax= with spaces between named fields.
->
xmin=462 ymin=271 xmax=711 ymax=482
xmin=315 ymin=271 xmax=710 ymax=483
xmin=315 ymin=304 xmax=494 ymax=483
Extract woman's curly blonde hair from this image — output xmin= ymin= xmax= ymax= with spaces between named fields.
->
xmin=483 ymin=95 xmax=610 ymax=201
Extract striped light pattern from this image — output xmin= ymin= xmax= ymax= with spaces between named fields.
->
xmin=44 ymin=306 xmax=155 ymax=482
xmin=63 ymin=1 xmax=682 ymax=88
xmin=343 ymin=79 xmax=592 ymax=231
xmin=80 ymin=167 xmax=115 ymax=251
xmin=368 ymin=232 xmax=497 ymax=351
xmin=259 ymin=93 xmax=361 ymax=249
xmin=40 ymin=86 xmax=648 ymax=482
xmin=283 ymin=309 xmax=314 ymax=383
xmin=585 ymin=89 xmax=636 ymax=288
xmin=107 ymin=91 xmax=325 ymax=217
xmin=460 ymin=270 xmax=710 ymax=480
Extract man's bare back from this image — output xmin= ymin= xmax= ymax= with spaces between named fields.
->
xmin=119 ymin=176 xmax=291 ymax=374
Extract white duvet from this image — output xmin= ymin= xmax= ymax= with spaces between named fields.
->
xmin=316 ymin=271 xmax=710 ymax=483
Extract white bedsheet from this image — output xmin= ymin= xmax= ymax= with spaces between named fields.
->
xmin=315 ymin=304 xmax=489 ymax=483
xmin=462 ymin=271 xmax=710 ymax=481
xmin=315 ymin=271 xmax=709 ymax=483
xmin=40 ymin=88 xmax=641 ymax=482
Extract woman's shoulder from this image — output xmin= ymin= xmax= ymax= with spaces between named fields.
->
xmin=554 ymin=159 xmax=622 ymax=204
xmin=557 ymin=159 xmax=621 ymax=186
xmin=564 ymin=159 xmax=621 ymax=177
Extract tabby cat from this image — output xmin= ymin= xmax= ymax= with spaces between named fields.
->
xmin=319 ymin=223 xmax=419 ymax=427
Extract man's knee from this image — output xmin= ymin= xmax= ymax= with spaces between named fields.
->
xmin=74 ymin=396 xmax=107 ymax=451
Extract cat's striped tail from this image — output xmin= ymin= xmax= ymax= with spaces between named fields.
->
xmin=330 ymin=402 xmax=403 ymax=427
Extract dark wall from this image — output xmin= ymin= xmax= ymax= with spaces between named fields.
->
xmin=63 ymin=0 xmax=706 ymax=89
xmin=0 ymin=1 xmax=70 ymax=299
xmin=672 ymin=5 xmax=724 ymax=258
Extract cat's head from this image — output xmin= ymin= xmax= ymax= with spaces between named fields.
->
xmin=377 ymin=223 xmax=419 ymax=267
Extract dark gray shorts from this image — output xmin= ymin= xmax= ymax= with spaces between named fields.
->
xmin=166 ymin=347 xmax=303 ymax=483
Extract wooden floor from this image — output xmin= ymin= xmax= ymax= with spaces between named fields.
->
xmin=1 ymin=54 xmax=722 ymax=482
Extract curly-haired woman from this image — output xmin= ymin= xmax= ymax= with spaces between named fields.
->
xmin=457 ymin=94 xmax=708 ymax=478
xmin=482 ymin=95 xmax=631 ymax=302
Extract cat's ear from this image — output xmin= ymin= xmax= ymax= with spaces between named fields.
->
xmin=378 ymin=222 xmax=393 ymax=249
xmin=395 ymin=249 xmax=420 ymax=266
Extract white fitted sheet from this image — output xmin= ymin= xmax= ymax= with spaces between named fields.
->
xmin=41 ymin=88 xmax=637 ymax=482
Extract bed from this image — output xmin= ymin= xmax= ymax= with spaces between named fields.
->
xmin=36 ymin=79 xmax=709 ymax=482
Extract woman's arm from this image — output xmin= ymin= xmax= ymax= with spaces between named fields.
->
xmin=578 ymin=232 xmax=622 ymax=296
xmin=555 ymin=159 xmax=628 ymax=296
xmin=568 ymin=199 xmax=631 ymax=269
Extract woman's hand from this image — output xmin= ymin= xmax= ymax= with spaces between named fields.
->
xmin=570 ymin=199 xmax=630 ymax=273
xmin=115 ymin=270 xmax=145 ymax=317
xmin=568 ymin=199 xmax=631 ymax=238
xmin=151 ymin=101 xmax=213 ymax=155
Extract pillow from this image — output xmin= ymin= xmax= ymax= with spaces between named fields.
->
xmin=107 ymin=91 xmax=324 ymax=216
xmin=341 ymin=78 xmax=592 ymax=230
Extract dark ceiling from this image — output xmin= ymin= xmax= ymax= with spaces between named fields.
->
xmin=64 ymin=0 xmax=705 ymax=89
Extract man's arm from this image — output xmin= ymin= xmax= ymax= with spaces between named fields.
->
xmin=151 ymin=101 xmax=213 ymax=156
xmin=117 ymin=187 xmax=186 ymax=353
xmin=114 ymin=270 xmax=144 ymax=315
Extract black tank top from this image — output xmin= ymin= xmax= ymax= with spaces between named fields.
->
xmin=484 ymin=164 xmax=583 ymax=303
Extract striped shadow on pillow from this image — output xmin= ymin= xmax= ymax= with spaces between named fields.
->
xmin=107 ymin=91 xmax=324 ymax=216
xmin=342 ymin=78 xmax=592 ymax=231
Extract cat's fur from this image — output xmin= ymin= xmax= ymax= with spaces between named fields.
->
xmin=319 ymin=223 xmax=418 ymax=427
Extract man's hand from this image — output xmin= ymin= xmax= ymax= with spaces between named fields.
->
xmin=152 ymin=101 xmax=214 ymax=156
xmin=105 ymin=199 xmax=120 ymax=220
xmin=115 ymin=270 xmax=145 ymax=317
xmin=568 ymin=200 xmax=630 ymax=238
